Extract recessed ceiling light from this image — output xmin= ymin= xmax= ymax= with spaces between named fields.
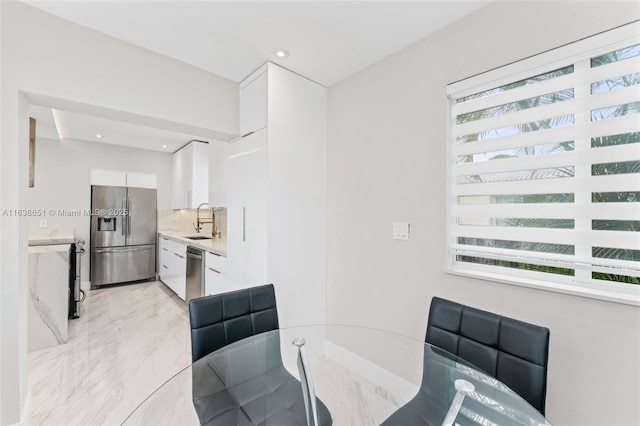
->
xmin=273 ymin=49 xmax=289 ymax=59
xmin=162 ymin=145 xmax=168 ymax=148
xmin=96 ymin=134 xmax=102 ymax=138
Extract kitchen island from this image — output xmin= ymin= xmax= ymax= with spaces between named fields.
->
xmin=27 ymin=229 xmax=77 ymax=352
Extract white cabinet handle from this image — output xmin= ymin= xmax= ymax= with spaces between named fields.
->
xmin=208 ymin=267 xmax=221 ymax=274
xmin=175 ymin=253 xmax=185 ymax=259
xmin=162 ymin=248 xmax=168 ymax=251
xmin=162 ymin=265 xmax=168 ymax=269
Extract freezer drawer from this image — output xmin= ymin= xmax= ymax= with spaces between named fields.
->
xmin=91 ymin=245 xmax=156 ymax=287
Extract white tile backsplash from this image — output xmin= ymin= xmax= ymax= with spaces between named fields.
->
xmin=158 ymin=207 xmax=226 ymax=238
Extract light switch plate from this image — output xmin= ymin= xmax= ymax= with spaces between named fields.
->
xmin=393 ymin=222 xmax=409 ymax=240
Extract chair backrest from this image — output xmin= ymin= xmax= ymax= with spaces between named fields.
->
xmin=425 ymin=297 xmax=550 ymax=415
xmin=189 ymin=284 xmax=279 ymax=362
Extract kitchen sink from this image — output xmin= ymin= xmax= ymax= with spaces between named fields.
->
xmin=185 ymin=236 xmax=212 ymax=240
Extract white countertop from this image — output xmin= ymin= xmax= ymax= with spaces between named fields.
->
xmin=28 ymin=244 xmax=72 ymax=254
xmin=158 ymin=231 xmax=227 ymax=256
xmin=28 ymin=228 xmax=76 ymax=246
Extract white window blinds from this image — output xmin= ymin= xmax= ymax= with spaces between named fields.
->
xmin=447 ymin=23 xmax=640 ymax=300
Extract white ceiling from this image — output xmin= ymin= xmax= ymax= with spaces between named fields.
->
xmin=28 ymin=105 xmax=205 ymax=152
xmin=53 ymin=109 xmax=206 ymax=152
xmin=23 ymin=0 xmax=492 ymax=151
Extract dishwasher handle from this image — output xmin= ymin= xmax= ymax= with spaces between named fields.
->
xmin=187 ymin=247 xmax=203 ymax=259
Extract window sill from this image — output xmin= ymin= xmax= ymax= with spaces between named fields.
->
xmin=445 ymin=267 xmax=640 ymax=307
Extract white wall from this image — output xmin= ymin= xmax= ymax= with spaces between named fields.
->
xmin=326 ymin=1 xmax=640 ymax=425
xmin=0 ymin=1 xmax=4 ymax=421
xmin=0 ymin=2 xmax=238 ymax=423
xmin=24 ymin=137 xmax=173 ymax=283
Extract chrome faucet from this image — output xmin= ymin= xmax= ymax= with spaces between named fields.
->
xmin=194 ymin=202 xmax=218 ymax=237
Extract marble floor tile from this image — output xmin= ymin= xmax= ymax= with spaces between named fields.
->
xmin=311 ymin=357 xmax=405 ymax=425
xmin=28 ymin=281 xmax=191 ymax=426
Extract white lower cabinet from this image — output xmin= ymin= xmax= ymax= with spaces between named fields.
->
xmin=159 ymin=237 xmax=187 ymax=300
xmin=204 ymin=252 xmax=228 ymax=296
xmin=160 ymin=236 xmax=228 ymax=299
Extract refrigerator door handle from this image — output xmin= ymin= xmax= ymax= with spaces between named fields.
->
xmin=127 ymin=195 xmax=132 ymax=238
xmin=122 ymin=197 xmax=127 ymax=236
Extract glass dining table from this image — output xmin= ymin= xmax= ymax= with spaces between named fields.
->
xmin=122 ymin=325 xmax=550 ymax=426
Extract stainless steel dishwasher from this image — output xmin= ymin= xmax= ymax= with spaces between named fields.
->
xmin=185 ymin=246 xmax=204 ymax=304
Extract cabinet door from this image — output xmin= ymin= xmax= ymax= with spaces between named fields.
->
xmin=126 ymin=172 xmax=157 ymax=189
xmin=225 ymin=129 xmax=268 ymax=289
xmin=209 ymin=141 xmax=227 ymax=207
xmin=242 ymin=130 xmax=268 ymax=286
xmin=163 ymin=252 xmax=178 ymax=295
xmin=91 ymin=169 xmax=157 ymax=189
xmin=91 ymin=169 xmax=126 ymax=186
xmin=172 ymin=142 xmax=209 ymax=209
xmin=159 ymin=238 xmax=171 ymax=283
xmin=191 ymin=142 xmax=209 ymax=207
xmin=159 ymin=238 xmax=187 ymax=300
xmin=239 ymin=70 xmax=267 ymax=135
xmin=171 ymin=248 xmax=187 ymax=301
xmin=172 ymin=144 xmax=193 ymax=209
xmin=205 ymin=252 xmax=226 ymax=274
xmin=205 ymin=267 xmax=227 ymax=296
xmin=226 ymin=137 xmax=247 ymax=289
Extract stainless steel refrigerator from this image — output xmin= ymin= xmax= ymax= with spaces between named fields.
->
xmin=90 ymin=185 xmax=157 ymax=288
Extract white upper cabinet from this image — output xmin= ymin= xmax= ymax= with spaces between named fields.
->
xmin=209 ymin=140 xmax=227 ymax=207
xmin=126 ymin=172 xmax=157 ymax=189
xmin=172 ymin=141 xmax=209 ymax=209
xmin=91 ymin=169 xmax=126 ymax=186
xmin=172 ymin=144 xmax=192 ymax=208
xmin=239 ymin=65 xmax=268 ymax=135
xmin=91 ymin=169 xmax=157 ymax=188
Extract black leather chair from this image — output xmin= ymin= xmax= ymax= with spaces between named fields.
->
xmin=189 ymin=283 xmax=279 ymax=363
xmin=425 ymin=297 xmax=550 ymax=414
xmin=188 ymin=284 xmax=332 ymax=426
xmin=383 ymin=297 xmax=550 ymax=425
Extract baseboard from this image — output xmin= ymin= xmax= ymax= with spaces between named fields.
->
xmin=324 ymin=340 xmax=419 ymax=402
xmin=9 ymin=392 xmax=31 ymax=426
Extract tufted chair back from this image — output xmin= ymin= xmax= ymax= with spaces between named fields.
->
xmin=425 ymin=297 xmax=550 ymax=415
xmin=188 ymin=284 xmax=279 ymax=362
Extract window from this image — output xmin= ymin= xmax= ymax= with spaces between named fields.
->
xmin=447 ymin=23 xmax=640 ymax=304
